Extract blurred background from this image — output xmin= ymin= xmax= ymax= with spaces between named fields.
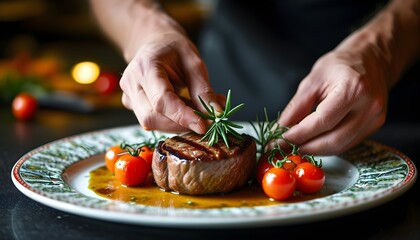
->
xmin=0 ymin=0 xmax=215 ymax=114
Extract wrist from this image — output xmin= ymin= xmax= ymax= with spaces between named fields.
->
xmin=122 ymin=6 xmax=186 ymax=62
xmin=335 ymin=1 xmax=420 ymax=88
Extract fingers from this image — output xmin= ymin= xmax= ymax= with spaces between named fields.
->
xmin=277 ymin=51 xmax=388 ymax=156
xmin=180 ymin=43 xmax=224 ymax=114
xmin=278 ymin=84 xmax=386 ymax=156
xmin=286 ymin=108 xmax=385 ymax=156
xmin=121 ymin=93 xmax=132 ymax=110
xmin=120 ymin=81 xmax=204 ymax=133
xmin=118 ymin=29 xmax=227 ymax=134
xmin=280 ymin=81 xmax=354 ymax=145
xmin=119 ymin=46 xmax=210 ymax=134
xmin=278 ymin=77 xmax=318 ymax=127
xmin=215 ymin=93 xmax=227 ymax=108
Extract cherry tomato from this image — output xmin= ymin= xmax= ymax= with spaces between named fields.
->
xmin=94 ymin=72 xmax=119 ymax=95
xmin=283 ymin=154 xmax=307 ymax=172
xmin=114 ymin=154 xmax=151 ymax=186
xmin=256 ymin=152 xmax=275 ymax=185
xmin=104 ymin=145 xmax=126 ymax=174
xmin=12 ymin=93 xmax=38 ymax=121
xmin=262 ymin=167 xmax=296 ymax=201
xmin=139 ymin=146 xmax=154 ymax=166
xmin=293 ymin=162 xmax=325 ymax=194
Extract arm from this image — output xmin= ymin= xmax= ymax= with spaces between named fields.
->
xmin=336 ymin=0 xmax=420 ymax=88
xmin=89 ymin=0 xmax=223 ymax=133
xmin=89 ymin=0 xmax=183 ymax=62
xmin=278 ymin=0 xmax=420 ymax=155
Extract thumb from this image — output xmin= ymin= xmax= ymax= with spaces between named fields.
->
xmin=192 ymin=89 xmax=225 ymax=115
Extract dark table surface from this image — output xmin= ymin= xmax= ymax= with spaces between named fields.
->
xmin=1 ymin=106 xmax=420 ymax=240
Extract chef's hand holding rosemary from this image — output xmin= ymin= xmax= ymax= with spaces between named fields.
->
xmin=194 ymin=89 xmax=244 ymax=148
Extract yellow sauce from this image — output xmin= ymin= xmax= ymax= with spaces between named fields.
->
xmin=89 ymin=166 xmax=324 ymax=209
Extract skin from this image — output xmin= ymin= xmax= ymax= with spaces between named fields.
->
xmin=278 ymin=0 xmax=420 ymax=155
xmin=89 ymin=0 xmax=420 ymax=156
xmin=89 ymin=0 xmax=223 ymax=134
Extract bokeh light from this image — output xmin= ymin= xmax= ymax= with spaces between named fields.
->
xmin=71 ymin=61 xmax=100 ymax=84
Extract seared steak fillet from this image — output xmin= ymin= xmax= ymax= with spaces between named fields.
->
xmin=152 ymin=132 xmax=257 ymax=195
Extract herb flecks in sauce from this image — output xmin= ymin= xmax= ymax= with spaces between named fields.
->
xmin=89 ymin=166 xmax=324 ymax=209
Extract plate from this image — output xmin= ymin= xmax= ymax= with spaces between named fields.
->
xmin=11 ymin=123 xmax=417 ymax=228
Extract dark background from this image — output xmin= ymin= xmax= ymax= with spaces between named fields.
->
xmin=1 ymin=1 xmax=420 ymax=239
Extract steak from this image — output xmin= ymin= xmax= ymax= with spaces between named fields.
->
xmin=152 ymin=132 xmax=257 ymax=195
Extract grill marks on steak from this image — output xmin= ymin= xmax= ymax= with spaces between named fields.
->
xmin=152 ymin=132 xmax=257 ymax=195
xmin=163 ymin=134 xmax=240 ymax=161
xmin=165 ymin=135 xmax=222 ymax=160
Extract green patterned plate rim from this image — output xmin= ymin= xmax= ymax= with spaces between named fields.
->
xmin=11 ymin=123 xmax=417 ymax=228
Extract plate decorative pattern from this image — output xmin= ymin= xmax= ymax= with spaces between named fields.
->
xmin=11 ymin=124 xmax=417 ymax=228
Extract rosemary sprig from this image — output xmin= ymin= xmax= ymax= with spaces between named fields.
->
xmin=194 ymin=89 xmax=244 ymax=148
xmin=251 ymin=108 xmax=322 ymax=167
xmin=119 ymin=131 xmax=166 ymax=155
xmin=251 ymin=108 xmax=289 ymax=156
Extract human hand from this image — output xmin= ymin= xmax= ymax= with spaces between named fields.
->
xmin=276 ymin=0 xmax=420 ymax=156
xmin=278 ymin=48 xmax=391 ymax=156
xmin=119 ymin=30 xmax=224 ymax=134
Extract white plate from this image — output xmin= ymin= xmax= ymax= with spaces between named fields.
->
xmin=11 ymin=123 xmax=417 ymax=228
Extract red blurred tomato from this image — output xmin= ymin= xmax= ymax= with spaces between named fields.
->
xmin=139 ymin=145 xmax=154 ymax=166
xmin=104 ymin=145 xmax=126 ymax=174
xmin=114 ymin=154 xmax=151 ymax=186
xmin=262 ymin=167 xmax=296 ymax=201
xmin=95 ymin=72 xmax=119 ymax=95
xmin=293 ymin=162 xmax=325 ymax=194
xmin=12 ymin=93 xmax=38 ymax=121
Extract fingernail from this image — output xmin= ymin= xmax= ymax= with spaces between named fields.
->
xmin=209 ymin=101 xmax=223 ymax=114
xmin=189 ymin=122 xmax=204 ymax=134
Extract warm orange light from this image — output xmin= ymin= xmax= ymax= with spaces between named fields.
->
xmin=71 ymin=61 xmax=100 ymax=84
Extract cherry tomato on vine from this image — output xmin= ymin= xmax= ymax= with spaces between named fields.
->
xmin=104 ymin=145 xmax=126 ymax=173
xmin=283 ymin=154 xmax=307 ymax=172
xmin=293 ymin=162 xmax=325 ymax=194
xmin=139 ymin=146 xmax=154 ymax=166
xmin=114 ymin=154 xmax=151 ymax=186
xmin=256 ymin=152 xmax=275 ymax=184
xmin=262 ymin=167 xmax=296 ymax=201
xmin=12 ymin=93 xmax=38 ymax=121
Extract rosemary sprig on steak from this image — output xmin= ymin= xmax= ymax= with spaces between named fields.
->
xmin=194 ymin=89 xmax=244 ymax=148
